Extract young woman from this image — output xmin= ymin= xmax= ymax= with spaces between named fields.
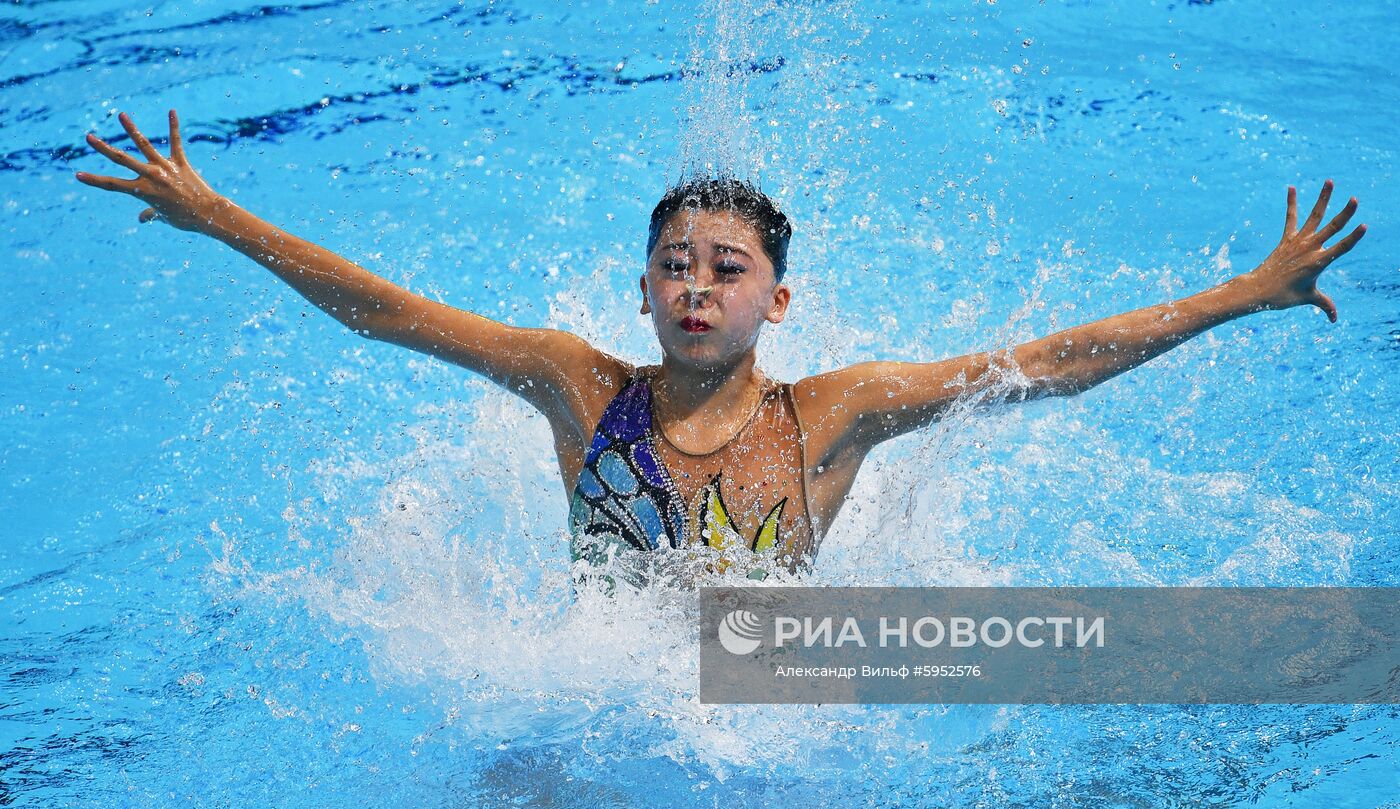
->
xmin=75 ymin=109 xmax=1367 ymax=586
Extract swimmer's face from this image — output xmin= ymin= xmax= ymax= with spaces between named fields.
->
xmin=640 ymin=208 xmax=791 ymax=370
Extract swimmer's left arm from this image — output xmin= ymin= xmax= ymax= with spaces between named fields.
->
xmin=800 ymin=181 xmax=1367 ymax=456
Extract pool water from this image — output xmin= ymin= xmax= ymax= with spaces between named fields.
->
xmin=5 ymin=0 xmax=1398 ymax=804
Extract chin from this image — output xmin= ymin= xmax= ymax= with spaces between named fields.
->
xmin=660 ymin=340 xmax=733 ymax=369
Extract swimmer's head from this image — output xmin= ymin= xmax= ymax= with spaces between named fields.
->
xmin=646 ymin=177 xmax=793 ymax=283
xmin=640 ymin=180 xmax=794 ymax=371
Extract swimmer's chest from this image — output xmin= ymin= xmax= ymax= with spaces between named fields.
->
xmin=651 ymin=394 xmax=813 ymax=562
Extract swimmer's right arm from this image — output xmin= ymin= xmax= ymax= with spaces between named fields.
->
xmin=797 ymin=181 xmax=1367 ymax=464
xmin=74 ymin=109 xmax=625 ymax=423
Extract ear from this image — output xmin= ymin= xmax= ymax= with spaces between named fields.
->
xmin=639 ymin=274 xmax=651 ymax=315
xmin=766 ymin=282 xmax=792 ymax=324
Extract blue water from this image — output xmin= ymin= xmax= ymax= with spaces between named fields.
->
xmin=5 ymin=0 xmax=1399 ymax=804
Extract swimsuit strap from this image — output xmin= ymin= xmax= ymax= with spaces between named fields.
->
xmin=782 ymin=381 xmax=820 ymax=553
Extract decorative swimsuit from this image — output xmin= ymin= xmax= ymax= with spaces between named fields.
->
xmin=568 ymin=366 xmax=815 ymax=586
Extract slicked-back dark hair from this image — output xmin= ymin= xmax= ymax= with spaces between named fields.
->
xmin=645 ymin=177 xmax=793 ymax=282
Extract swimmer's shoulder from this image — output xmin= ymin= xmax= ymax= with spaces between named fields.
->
xmin=788 ymin=369 xmax=844 ymax=427
xmin=789 ymin=367 xmax=877 ymax=468
xmin=549 ymin=338 xmax=637 ymax=434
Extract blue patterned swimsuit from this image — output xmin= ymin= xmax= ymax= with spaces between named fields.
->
xmin=567 ymin=368 xmax=814 ymax=586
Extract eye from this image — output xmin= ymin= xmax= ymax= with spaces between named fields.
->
xmin=717 ymin=262 xmax=746 ymax=275
xmin=661 ymin=259 xmax=689 ymax=273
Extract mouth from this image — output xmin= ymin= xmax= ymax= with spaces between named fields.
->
xmin=679 ymin=316 xmax=713 ymax=334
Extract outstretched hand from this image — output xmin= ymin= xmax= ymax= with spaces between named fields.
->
xmin=74 ymin=109 xmax=224 ymax=233
xmin=1240 ymin=180 xmax=1367 ymax=323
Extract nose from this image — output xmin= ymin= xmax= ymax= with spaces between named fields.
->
xmin=683 ymin=281 xmax=714 ymax=309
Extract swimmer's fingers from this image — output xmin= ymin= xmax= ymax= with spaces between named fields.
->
xmin=1321 ymin=223 xmax=1367 ymax=264
xmin=168 ymin=108 xmax=188 ymax=165
xmin=73 ymin=170 xmax=139 ymax=195
xmin=1315 ymin=196 xmax=1358 ymax=244
xmin=84 ymin=132 xmax=152 ymax=178
xmin=1307 ymin=222 xmax=1366 ymax=324
xmin=118 ymin=111 xmax=173 ymax=170
xmin=1310 ymin=290 xmax=1338 ymax=324
xmin=1283 ymin=185 xmax=1297 ymax=236
xmin=1299 ymin=179 xmax=1334 ymax=235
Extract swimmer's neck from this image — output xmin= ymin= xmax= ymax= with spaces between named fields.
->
xmin=652 ymin=352 xmax=765 ymax=417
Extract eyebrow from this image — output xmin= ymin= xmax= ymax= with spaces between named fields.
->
xmin=660 ymin=241 xmax=753 ymax=259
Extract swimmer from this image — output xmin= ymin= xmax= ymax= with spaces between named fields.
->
xmin=75 ymin=109 xmax=1368 ymax=584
